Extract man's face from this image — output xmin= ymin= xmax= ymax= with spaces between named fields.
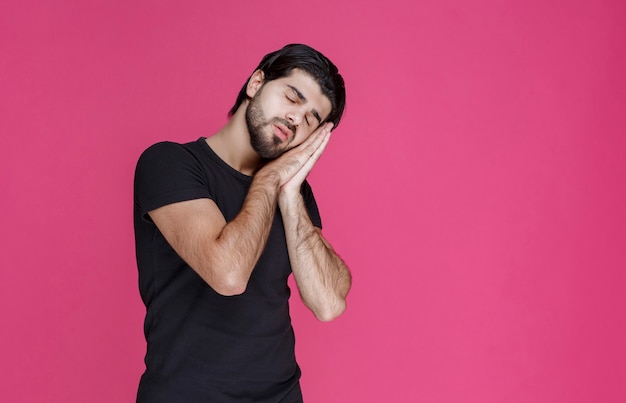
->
xmin=246 ymin=69 xmax=332 ymax=159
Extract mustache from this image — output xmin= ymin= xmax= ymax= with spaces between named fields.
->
xmin=269 ymin=118 xmax=296 ymax=136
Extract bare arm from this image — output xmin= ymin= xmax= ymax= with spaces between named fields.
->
xmin=148 ymin=129 xmax=330 ymax=296
xmin=148 ymin=172 xmax=278 ymax=296
xmin=279 ymin=195 xmax=351 ymax=321
xmin=278 ymin=123 xmax=352 ymax=321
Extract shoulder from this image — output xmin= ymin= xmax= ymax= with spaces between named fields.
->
xmin=138 ymin=140 xmax=198 ymax=163
xmin=134 ymin=139 xmax=213 ymax=216
xmin=134 ymin=139 xmax=209 ymax=191
xmin=136 ymin=140 xmax=206 ymax=174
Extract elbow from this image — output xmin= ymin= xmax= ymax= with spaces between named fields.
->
xmin=310 ymin=279 xmax=351 ymax=322
xmin=213 ymin=282 xmax=247 ymax=296
xmin=314 ymin=299 xmax=347 ymax=322
xmin=201 ymin=266 xmax=249 ymax=296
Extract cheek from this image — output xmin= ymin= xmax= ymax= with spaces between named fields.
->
xmin=291 ymin=129 xmax=314 ymax=147
xmin=261 ymin=94 xmax=285 ymax=117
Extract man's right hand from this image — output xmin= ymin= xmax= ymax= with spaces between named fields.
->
xmin=257 ymin=122 xmax=333 ymax=189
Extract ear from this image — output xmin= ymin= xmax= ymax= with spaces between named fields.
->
xmin=246 ymin=70 xmax=265 ymax=98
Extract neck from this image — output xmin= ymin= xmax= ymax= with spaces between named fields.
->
xmin=206 ymin=104 xmax=262 ymax=176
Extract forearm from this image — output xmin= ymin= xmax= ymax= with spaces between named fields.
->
xmin=209 ymin=171 xmax=280 ymax=293
xmin=279 ymin=194 xmax=351 ymax=321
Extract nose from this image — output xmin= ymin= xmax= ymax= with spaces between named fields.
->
xmin=286 ymin=110 xmax=303 ymax=126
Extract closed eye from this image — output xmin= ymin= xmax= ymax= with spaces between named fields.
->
xmin=286 ymin=89 xmax=317 ymax=126
xmin=286 ymin=84 xmax=322 ymax=125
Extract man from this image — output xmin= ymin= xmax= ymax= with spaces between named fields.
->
xmin=133 ymin=44 xmax=351 ymax=402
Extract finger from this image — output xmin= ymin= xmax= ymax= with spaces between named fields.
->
xmin=286 ymin=129 xmax=331 ymax=185
xmin=307 ymin=126 xmax=331 ymax=162
xmin=271 ymin=123 xmax=334 ymax=185
xmin=299 ymin=122 xmax=333 ymax=157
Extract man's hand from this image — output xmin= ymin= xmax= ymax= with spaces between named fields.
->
xmin=257 ymin=123 xmax=332 ymax=188
xmin=260 ymin=122 xmax=333 ymax=204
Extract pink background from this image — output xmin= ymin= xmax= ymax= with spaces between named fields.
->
xmin=2 ymin=1 xmax=625 ymax=402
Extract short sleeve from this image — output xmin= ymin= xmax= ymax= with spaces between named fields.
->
xmin=134 ymin=141 xmax=212 ymax=221
xmin=301 ymin=180 xmax=322 ymax=229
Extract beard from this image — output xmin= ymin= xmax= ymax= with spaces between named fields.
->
xmin=245 ymin=89 xmax=296 ymax=160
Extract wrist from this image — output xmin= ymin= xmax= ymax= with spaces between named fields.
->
xmin=254 ymin=168 xmax=281 ymax=193
xmin=278 ymin=187 xmax=302 ymax=210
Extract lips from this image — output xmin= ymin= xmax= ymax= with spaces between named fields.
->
xmin=272 ymin=124 xmax=292 ymax=141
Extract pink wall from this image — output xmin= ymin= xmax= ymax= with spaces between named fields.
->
xmin=2 ymin=1 xmax=625 ymax=402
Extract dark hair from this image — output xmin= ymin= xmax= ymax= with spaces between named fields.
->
xmin=228 ymin=44 xmax=346 ymax=128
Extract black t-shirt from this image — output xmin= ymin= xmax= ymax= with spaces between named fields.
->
xmin=133 ymin=138 xmax=321 ymax=402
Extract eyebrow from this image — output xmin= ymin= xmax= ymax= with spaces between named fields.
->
xmin=287 ymin=85 xmax=322 ymax=124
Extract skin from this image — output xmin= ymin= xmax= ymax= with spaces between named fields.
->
xmin=148 ymin=68 xmax=351 ymax=321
